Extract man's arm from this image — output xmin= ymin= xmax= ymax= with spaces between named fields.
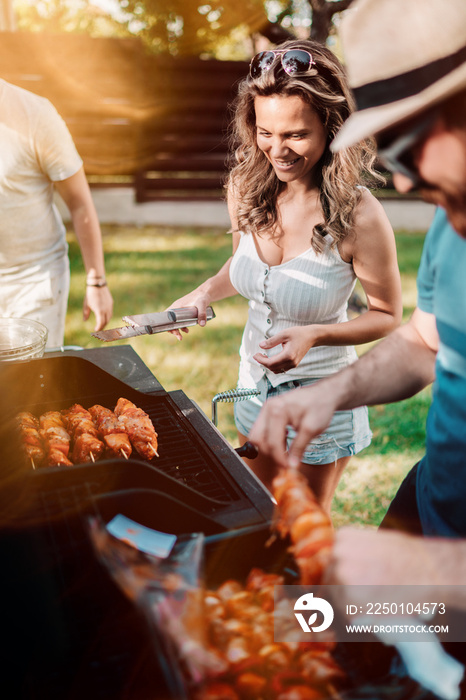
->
xmin=54 ymin=168 xmax=113 ymax=331
xmin=249 ymin=308 xmax=438 ymax=468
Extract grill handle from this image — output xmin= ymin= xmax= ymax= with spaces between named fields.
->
xmin=211 ymin=388 xmax=260 ymax=426
xmin=211 ymin=388 xmax=260 ymax=460
xmin=235 ymin=441 xmax=259 ymax=460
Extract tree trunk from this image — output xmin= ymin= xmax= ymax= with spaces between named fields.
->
xmin=308 ymin=0 xmax=354 ymax=44
xmin=310 ymin=5 xmax=333 ymax=43
xmin=258 ymin=20 xmax=295 ymax=45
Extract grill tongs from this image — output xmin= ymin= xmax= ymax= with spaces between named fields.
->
xmin=92 ymin=306 xmax=215 ymax=342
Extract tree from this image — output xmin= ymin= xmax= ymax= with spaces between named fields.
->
xmin=12 ymin=0 xmax=356 ymax=54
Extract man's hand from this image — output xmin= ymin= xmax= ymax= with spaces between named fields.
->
xmin=249 ymin=376 xmax=338 ymax=468
xmin=324 ymin=527 xmax=466 ymax=613
xmin=325 ymin=528 xmax=434 ymax=619
xmin=326 ymin=527 xmax=433 ymax=587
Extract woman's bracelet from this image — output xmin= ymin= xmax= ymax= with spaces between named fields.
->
xmin=86 ymin=279 xmax=107 ymax=288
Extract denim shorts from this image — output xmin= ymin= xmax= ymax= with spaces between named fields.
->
xmin=234 ymin=374 xmax=372 ymax=466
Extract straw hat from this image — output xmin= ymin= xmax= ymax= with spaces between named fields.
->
xmin=331 ymin=0 xmax=466 ymax=152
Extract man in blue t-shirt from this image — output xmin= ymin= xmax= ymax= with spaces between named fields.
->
xmin=379 ymin=207 xmax=466 ymax=537
xmin=248 ymin=0 xmax=466 ymax=593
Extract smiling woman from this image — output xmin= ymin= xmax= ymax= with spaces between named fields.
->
xmin=163 ymin=38 xmax=402 ymax=516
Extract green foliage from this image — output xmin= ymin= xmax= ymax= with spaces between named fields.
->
xmin=394 ymin=231 xmax=428 ymax=276
xmin=368 ymin=392 xmax=430 ymax=456
xmin=118 ymin=0 xmax=268 ymax=54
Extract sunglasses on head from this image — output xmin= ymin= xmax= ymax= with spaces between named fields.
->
xmin=249 ymin=49 xmax=316 ymax=79
xmin=376 ymin=109 xmax=439 ymax=188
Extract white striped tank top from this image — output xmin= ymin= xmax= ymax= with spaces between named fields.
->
xmin=229 ymin=230 xmax=359 ymax=388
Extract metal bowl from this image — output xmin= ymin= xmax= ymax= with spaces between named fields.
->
xmin=0 ymin=318 xmax=48 ymax=361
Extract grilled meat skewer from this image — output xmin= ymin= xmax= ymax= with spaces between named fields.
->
xmin=39 ymin=411 xmax=72 ymax=466
xmin=62 ymin=403 xmax=105 ymax=463
xmin=15 ymin=411 xmax=45 ymax=467
xmin=114 ymin=397 xmax=159 ymax=459
xmin=272 ymin=469 xmax=334 ymax=585
xmin=88 ymin=404 xmax=132 ymax=459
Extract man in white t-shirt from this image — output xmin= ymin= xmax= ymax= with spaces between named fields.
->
xmin=0 ymin=79 xmax=113 ymax=347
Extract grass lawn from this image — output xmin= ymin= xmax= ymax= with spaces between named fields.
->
xmin=65 ymin=224 xmax=430 ymax=528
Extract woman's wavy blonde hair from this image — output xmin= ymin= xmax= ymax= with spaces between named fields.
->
xmin=225 ymin=38 xmax=383 ymax=253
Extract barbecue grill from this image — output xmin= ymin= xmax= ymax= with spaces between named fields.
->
xmin=0 ymin=346 xmax=277 ymax=699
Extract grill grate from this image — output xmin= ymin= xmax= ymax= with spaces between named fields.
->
xmin=135 ymin=396 xmax=239 ymax=501
xmin=8 ymin=393 xmax=243 ymax=504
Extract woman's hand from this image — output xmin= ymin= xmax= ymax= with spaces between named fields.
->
xmin=84 ymin=284 xmax=114 ymax=331
xmin=166 ymin=289 xmax=212 ymax=341
xmin=253 ymin=325 xmax=320 ymax=373
xmin=165 ymin=255 xmax=238 ymax=340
